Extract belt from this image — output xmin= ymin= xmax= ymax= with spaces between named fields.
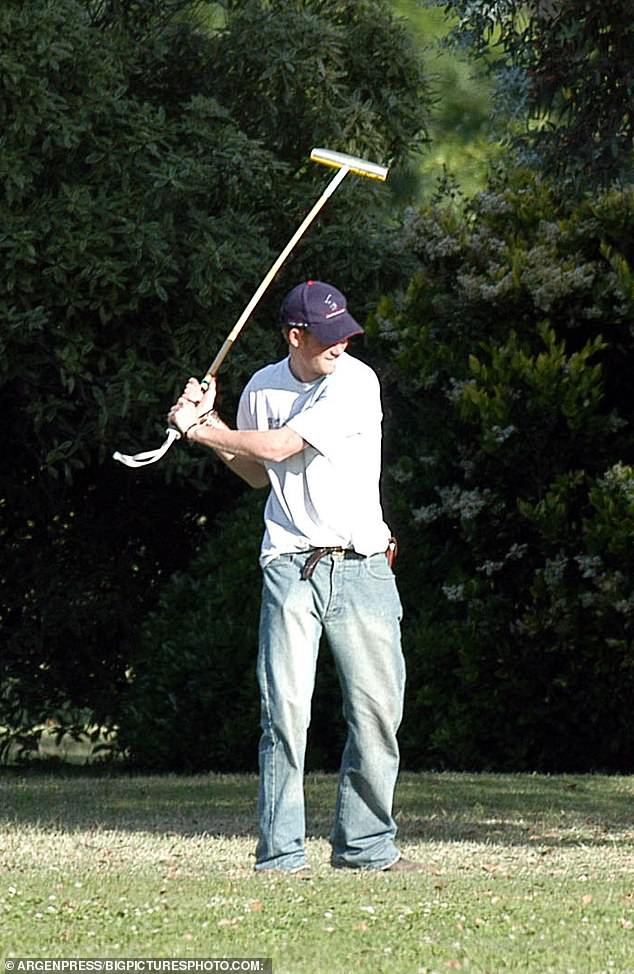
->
xmin=301 ymin=547 xmax=354 ymax=580
xmin=301 ymin=538 xmax=398 ymax=580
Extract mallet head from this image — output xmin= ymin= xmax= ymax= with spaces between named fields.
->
xmin=310 ymin=147 xmax=389 ymax=182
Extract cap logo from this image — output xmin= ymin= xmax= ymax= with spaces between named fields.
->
xmin=324 ymin=291 xmax=346 ymax=319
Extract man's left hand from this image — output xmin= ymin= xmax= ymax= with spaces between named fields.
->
xmin=167 ymin=396 xmax=199 ymax=435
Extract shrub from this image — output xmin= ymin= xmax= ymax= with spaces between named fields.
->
xmin=1 ymin=0 xmax=431 ymax=760
xmin=371 ymin=172 xmax=634 ymax=771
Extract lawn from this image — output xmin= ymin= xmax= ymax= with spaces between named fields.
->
xmin=1 ymin=771 xmax=633 ymax=973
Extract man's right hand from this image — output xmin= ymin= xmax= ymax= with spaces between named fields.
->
xmin=182 ymin=376 xmax=217 ymax=417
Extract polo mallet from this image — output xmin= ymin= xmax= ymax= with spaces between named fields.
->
xmin=113 ymin=148 xmax=389 ymax=468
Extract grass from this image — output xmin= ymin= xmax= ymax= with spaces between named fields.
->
xmin=1 ymin=771 xmax=634 ymax=973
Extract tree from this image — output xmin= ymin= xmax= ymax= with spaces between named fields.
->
xmin=208 ymin=0 xmax=430 ymax=172
xmin=1 ymin=0 xmax=279 ymax=757
xmin=435 ymin=0 xmax=634 ymax=187
xmin=0 ymin=0 xmax=431 ymax=760
xmin=83 ymin=0 xmax=209 ymax=36
xmin=370 ymin=170 xmax=634 ymax=771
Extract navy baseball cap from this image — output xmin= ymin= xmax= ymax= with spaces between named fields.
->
xmin=280 ymin=281 xmax=364 ymax=346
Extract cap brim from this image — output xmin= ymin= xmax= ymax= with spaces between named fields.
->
xmin=308 ymin=313 xmax=364 ymax=346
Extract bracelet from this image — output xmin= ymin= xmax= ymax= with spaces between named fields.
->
xmin=182 ymin=422 xmax=200 ymax=440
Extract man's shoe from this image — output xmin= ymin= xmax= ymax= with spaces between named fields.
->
xmin=331 ymin=856 xmax=424 ymax=873
xmin=381 ymin=857 xmax=425 ymax=873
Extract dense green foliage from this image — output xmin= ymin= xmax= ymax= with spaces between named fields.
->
xmin=5 ymin=0 xmax=634 ymax=775
xmin=114 ymin=172 xmax=634 ymax=774
xmin=373 ymin=172 xmax=634 ymax=771
xmin=114 ymin=492 xmax=264 ymax=771
xmin=0 ymin=0 xmax=430 ymax=758
xmin=436 ymin=0 xmax=634 ymax=187
xmin=393 ymin=0 xmax=494 ymax=198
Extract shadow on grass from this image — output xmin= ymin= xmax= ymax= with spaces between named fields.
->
xmin=0 ymin=767 xmax=633 ymax=849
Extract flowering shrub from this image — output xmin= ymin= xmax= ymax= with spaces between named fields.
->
xmin=373 ymin=171 xmax=634 ymax=771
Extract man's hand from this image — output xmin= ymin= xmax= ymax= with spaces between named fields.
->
xmin=167 ymin=376 xmax=218 ymax=434
xmin=167 ymin=395 xmax=199 ymax=435
xmin=182 ymin=376 xmax=217 ymax=417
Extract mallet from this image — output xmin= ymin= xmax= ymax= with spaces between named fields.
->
xmin=113 ymin=148 xmax=389 ymax=468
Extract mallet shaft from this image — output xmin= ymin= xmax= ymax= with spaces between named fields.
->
xmin=200 ymin=164 xmax=350 ymax=388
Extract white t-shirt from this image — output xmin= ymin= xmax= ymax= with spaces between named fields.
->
xmin=236 ymin=351 xmax=392 ymax=566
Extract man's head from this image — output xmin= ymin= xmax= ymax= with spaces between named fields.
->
xmin=280 ymin=281 xmax=363 ymax=346
xmin=280 ymin=281 xmax=363 ymax=382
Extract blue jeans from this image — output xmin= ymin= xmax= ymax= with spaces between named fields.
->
xmin=255 ymin=550 xmax=405 ymax=871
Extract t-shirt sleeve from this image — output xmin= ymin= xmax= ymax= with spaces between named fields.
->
xmin=286 ymin=370 xmax=381 ymax=459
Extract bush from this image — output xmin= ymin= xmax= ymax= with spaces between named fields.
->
xmin=0 ymin=0 xmax=431 ymax=760
xmin=116 ymin=489 xmax=351 ymax=772
xmin=115 ymin=493 xmax=265 ymax=771
xmin=371 ymin=172 xmax=634 ymax=771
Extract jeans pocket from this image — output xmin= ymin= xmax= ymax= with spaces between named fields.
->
xmin=365 ymin=552 xmax=394 ymax=580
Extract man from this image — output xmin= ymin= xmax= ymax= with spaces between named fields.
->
xmin=169 ymin=280 xmax=420 ymax=873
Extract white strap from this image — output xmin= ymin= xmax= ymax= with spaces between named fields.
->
xmin=113 ymin=427 xmax=181 ymax=468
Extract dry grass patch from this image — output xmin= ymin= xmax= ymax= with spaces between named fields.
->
xmin=1 ymin=771 xmax=633 ymax=973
